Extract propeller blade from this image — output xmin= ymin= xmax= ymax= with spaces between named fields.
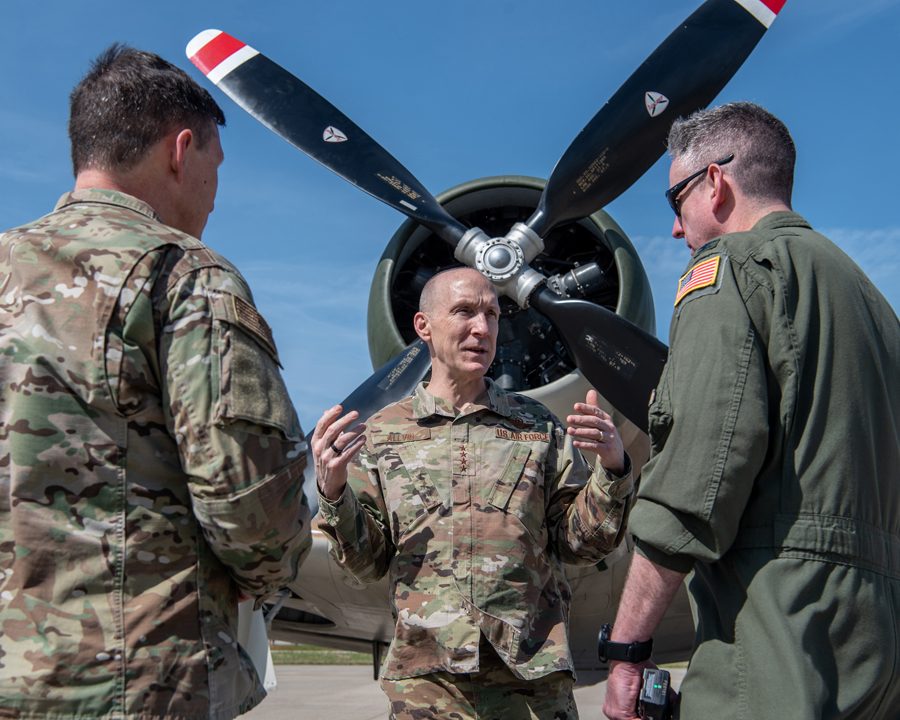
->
xmin=335 ymin=338 xmax=432 ymax=424
xmin=186 ymin=30 xmax=468 ymax=247
xmin=526 ymin=0 xmax=786 ymax=238
xmin=529 ymin=286 xmax=667 ymax=433
xmin=184 ymin=4 xmax=779 ymax=433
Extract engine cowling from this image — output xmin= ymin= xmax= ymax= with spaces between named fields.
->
xmin=366 ymin=175 xmax=656 ymax=471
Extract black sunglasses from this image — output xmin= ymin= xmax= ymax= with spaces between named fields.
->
xmin=666 ymin=153 xmax=734 ymax=216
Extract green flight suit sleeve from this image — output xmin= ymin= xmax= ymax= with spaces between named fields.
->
xmin=158 ymin=264 xmax=312 ymax=605
xmin=631 ymin=255 xmax=769 ymax=573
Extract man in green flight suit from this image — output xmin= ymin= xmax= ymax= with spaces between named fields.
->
xmin=312 ymin=267 xmax=635 ymax=719
xmin=0 ymin=46 xmax=312 ymax=719
xmin=603 ymin=102 xmax=900 ymax=719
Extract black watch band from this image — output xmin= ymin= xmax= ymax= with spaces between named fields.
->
xmin=597 ymin=623 xmax=653 ymax=663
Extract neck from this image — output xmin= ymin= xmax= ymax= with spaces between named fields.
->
xmin=74 ymin=166 xmax=169 ymax=221
xmin=73 ymin=135 xmax=183 ymax=231
xmin=426 ymin=375 xmax=487 ymax=412
xmin=719 ymin=196 xmax=792 ymax=235
xmin=74 ymin=168 xmax=130 ymax=194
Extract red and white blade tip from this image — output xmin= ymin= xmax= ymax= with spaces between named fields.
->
xmin=735 ymin=0 xmax=787 ymax=28
xmin=186 ymin=30 xmax=259 ymax=84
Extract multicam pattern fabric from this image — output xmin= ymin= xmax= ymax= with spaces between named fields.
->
xmin=318 ymin=380 xmax=633 ymax=683
xmin=382 ymin=637 xmax=578 ymax=720
xmin=0 ymin=190 xmax=311 ymax=720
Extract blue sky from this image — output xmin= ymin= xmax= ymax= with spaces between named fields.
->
xmin=3 ymin=0 xmax=898 ymax=427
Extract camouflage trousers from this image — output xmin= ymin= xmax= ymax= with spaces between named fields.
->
xmin=381 ymin=642 xmax=578 ymax=720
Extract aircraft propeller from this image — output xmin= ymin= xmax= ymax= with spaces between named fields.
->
xmin=187 ymin=0 xmax=785 ymax=432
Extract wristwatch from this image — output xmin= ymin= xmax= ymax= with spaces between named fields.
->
xmin=597 ymin=623 xmax=653 ymax=663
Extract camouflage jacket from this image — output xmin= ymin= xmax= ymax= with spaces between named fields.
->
xmin=318 ymin=380 xmax=633 ymax=681
xmin=0 ymin=190 xmax=311 ymax=720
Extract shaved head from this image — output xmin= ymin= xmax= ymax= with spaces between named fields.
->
xmin=413 ymin=267 xmax=500 ymax=402
xmin=419 ymin=268 xmax=497 ymax=316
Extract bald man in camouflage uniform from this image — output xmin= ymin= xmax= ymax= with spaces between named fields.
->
xmin=312 ymin=268 xmax=634 ymax=719
xmin=0 ymin=46 xmax=311 ymax=719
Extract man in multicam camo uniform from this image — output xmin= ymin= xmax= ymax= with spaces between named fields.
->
xmin=0 ymin=45 xmax=311 ymax=719
xmin=311 ymin=267 xmax=634 ymax=719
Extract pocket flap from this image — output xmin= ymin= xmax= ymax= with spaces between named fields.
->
xmin=487 ymin=442 xmax=532 ymax=510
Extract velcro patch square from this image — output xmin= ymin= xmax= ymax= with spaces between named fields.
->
xmin=230 ymin=294 xmax=278 ymax=358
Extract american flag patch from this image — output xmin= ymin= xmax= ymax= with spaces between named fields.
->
xmin=675 ymin=256 xmax=720 ymax=306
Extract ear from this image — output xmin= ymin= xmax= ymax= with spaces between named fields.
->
xmin=709 ymin=164 xmax=729 ymax=215
xmin=171 ymin=129 xmax=195 ymax=184
xmin=414 ymin=312 xmax=432 ymax=343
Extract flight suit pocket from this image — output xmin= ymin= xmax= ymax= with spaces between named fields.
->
xmin=648 ymin=352 xmax=673 ymax=449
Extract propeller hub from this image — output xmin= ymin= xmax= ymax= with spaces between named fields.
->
xmin=480 ymin=240 xmax=522 ymax=279
xmin=487 ymin=245 xmax=512 ymax=268
xmin=457 ymin=227 xmax=527 ymax=282
xmin=454 ymin=227 xmax=548 ymax=308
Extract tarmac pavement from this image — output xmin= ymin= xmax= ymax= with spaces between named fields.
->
xmin=242 ymin=665 xmax=686 ymax=719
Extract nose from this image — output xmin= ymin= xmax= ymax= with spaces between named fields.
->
xmin=471 ymin=313 xmax=490 ymax=336
xmin=672 ymin=215 xmax=684 ymax=240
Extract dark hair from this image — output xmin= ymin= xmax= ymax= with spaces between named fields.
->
xmin=667 ymin=101 xmax=795 ymax=207
xmin=68 ymin=43 xmax=225 ymax=176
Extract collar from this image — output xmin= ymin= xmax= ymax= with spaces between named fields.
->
xmin=749 ymin=210 xmax=812 ymax=232
xmin=690 ymin=210 xmax=813 ymax=260
xmin=55 ymin=188 xmax=162 ymax=222
xmin=411 ymin=377 xmax=511 ymax=420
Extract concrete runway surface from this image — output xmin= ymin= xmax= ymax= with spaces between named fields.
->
xmin=242 ymin=665 xmax=686 ymax=720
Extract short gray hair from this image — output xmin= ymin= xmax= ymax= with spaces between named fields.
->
xmin=667 ymin=101 xmax=795 ymax=207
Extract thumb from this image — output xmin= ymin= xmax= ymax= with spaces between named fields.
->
xmin=586 ymin=389 xmax=599 ymax=407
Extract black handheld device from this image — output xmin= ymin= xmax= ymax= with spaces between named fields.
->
xmin=638 ymin=667 xmax=672 ymax=720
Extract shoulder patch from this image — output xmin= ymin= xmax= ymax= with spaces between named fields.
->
xmin=675 ymin=256 xmax=721 ymax=306
xmin=373 ymin=429 xmax=432 ymax=445
xmin=224 ymin=292 xmax=279 ymax=360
